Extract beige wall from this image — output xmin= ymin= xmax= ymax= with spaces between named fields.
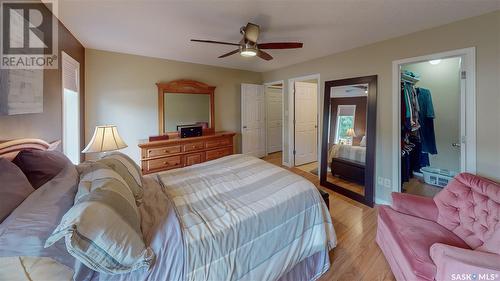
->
xmin=85 ymin=49 xmax=262 ymax=163
xmin=262 ymin=11 xmax=500 ymax=203
xmin=403 ymin=57 xmax=461 ymax=172
xmin=0 ymin=11 xmax=85 ymax=154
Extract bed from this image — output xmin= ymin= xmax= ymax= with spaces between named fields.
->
xmin=328 ymin=144 xmax=366 ymax=185
xmin=0 ymin=139 xmax=336 ymax=281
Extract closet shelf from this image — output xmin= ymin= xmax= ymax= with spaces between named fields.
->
xmin=401 ymin=73 xmax=420 ymax=83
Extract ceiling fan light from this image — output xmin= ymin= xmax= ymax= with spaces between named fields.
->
xmin=240 ymin=46 xmax=257 ymax=57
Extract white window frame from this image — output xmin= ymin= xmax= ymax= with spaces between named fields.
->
xmin=61 ymin=51 xmax=81 ymax=164
xmin=334 ymin=104 xmax=356 ymax=144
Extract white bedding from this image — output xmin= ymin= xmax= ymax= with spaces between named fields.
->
xmin=1 ymin=154 xmax=336 ymax=281
xmin=329 ymin=144 xmax=366 ymax=163
xmin=157 ymin=154 xmax=336 ymax=281
xmin=0 ymin=256 xmax=73 ymax=281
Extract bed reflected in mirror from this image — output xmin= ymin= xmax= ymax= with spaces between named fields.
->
xmin=321 ymin=76 xmax=377 ymax=206
xmin=328 ymin=84 xmax=367 ymax=195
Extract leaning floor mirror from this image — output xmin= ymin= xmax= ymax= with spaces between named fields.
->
xmin=320 ymin=75 xmax=377 ymax=207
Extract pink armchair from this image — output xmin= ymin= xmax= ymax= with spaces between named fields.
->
xmin=376 ymin=173 xmax=500 ymax=281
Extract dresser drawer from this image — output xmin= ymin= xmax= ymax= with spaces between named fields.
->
xmin=183 ymin=142 xmax=205 ymax=152
xmin=146 ymin=145 xmax=181 ymax=158
xmin=205 ymin=137 xmax=231 ymax=149
xmin=185 ymin=152 xmax=204 ymax=166
xmin=205 ymin=147 xmax=232 ymax=161
xmin=146 ymin=156 xmax=182 ymax=171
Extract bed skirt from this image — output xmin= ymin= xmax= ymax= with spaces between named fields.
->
xmin=277 ymin=249 xmax=331 ymax=281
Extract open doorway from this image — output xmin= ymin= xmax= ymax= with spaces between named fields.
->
xmin=288 ymin=75 xmax=320 ymax=175
xmin=393 ymin=48 xmax=476 ymax=197
xmin=241 ymin=75 xmax=320 ymax=171
xmin=264 ymin=82 xmax=284 ymax=165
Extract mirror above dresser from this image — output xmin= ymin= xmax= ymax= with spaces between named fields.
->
xmin=157 ymin=80 xmax=215 ymax=136
xmin=138 ymin=79 xmax=235 ymax=174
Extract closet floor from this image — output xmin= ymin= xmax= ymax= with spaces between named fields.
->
xmin=402 ymin=177 xmax=442 ymax=197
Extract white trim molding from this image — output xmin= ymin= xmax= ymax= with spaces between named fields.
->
xmin=391 ymin=47 xmax=476 ymax=193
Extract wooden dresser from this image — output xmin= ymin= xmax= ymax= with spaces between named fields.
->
xmin=138 ymin=132 xmax=236 ymax=174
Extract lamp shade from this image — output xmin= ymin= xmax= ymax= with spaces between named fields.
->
xmin=82 ymin=125 xmax=127 ymax=153
xmin=346 ymin=128 xmax=356 ymax=137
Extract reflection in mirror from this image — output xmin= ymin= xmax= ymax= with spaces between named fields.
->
xmin=164 ymin=93 xmax=210 ymax=132
xmin=321 ymin=75 xmax=376 ymax=206
xmin=326 ymin=84 xmax=368 ymax=196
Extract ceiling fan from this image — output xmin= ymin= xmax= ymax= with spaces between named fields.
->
xmin=191 ymin=23 xmax=303 ymax=61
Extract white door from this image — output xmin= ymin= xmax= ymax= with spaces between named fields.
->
xmin=294 ymin=81 xmax=317 ymax=166
xmin=241 ymin=84 xmax=266 ymax=157
xmin=266 ymin=87 xmax=282 ymax=153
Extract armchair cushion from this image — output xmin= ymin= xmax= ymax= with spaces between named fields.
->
xmin=391 ymin=192 xmax=438 ymax=222
xmin=377 ymin=206 xmax=469 ymax=280
xmin=434 ymin=173 xmax=500 ymax=250
xmin=430 ymin=243 xmax=500 ymax=281
xmin=477 ymin=226 xmax=500 ymax=254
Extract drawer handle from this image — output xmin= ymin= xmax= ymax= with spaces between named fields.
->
xmin=163 ymin=161 xmax=179 ymax=165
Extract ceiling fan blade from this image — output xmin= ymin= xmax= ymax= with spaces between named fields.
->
xmin=218 ymin=49 xmax=240 ymax=58
xmin=191 ymin=39 xmax=240 ymax=46
xmin=257 ymin=50 xmax=273 ymax=61
xmin=257 ymin=42 xmax=303 ymax=49
xmin=244 ymin=23 xmax=260 ymax=43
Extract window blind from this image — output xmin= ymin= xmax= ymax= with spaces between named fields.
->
xmin=337 ymin=105 xmax=356 ymax=116
xmin=62 ymin=53 xmax=79 ymax=93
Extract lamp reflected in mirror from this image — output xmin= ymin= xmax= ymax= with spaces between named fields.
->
xmin=345 ymin=128 xmax=356 ymax=145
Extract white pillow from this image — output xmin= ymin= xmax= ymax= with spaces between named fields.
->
xmin=45 ymin=162 xmax=154 ymax=274
xmin=98 ymin=152 xmax=144 ymax=204
xmin=360 ymin=136 xmax=367 ymax=147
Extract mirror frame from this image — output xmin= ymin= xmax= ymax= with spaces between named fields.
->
xmin=320 ymin=75 xmax=377 ymax=207
xmin=157 ymin=79 xmax=215 ymax=135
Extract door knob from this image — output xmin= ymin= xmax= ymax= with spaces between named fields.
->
xmin=243 ymin=126 xmax=247 ymax=129
xmin=452 ymin=143 xmax=461 ymax=148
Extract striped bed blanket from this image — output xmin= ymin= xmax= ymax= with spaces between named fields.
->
xmin=157 ymin=154 xmax=336 ymax=281
xmin=329 ymin=144 xmax=366 ymax=164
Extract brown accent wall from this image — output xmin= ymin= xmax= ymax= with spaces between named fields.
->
xmin=330 ymin=97 xmax=367 ymax=145
xmin=0 ymin=4 xmax=85 ymax=160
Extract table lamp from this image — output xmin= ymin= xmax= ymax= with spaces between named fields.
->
xmin=346 ymin=128 xmax=356 ymax=145
xmin=82 ymin=125 xmax=127 ymax=153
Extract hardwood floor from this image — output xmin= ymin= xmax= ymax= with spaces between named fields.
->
xmin=403 ymin=177 xmax=442 ymax=197
xmin=294 ymin=158 xmax=365 ymax=195
xmin=262 ymin=152 xmax=396 ymax=281
xmin=326 ymin=173 xmax=365 ymax=196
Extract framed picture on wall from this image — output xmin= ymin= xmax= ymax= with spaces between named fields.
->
xmin=0 ymin=69 xmax=43 ymax=115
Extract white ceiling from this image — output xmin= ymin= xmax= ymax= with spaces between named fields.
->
xmin=57 ymin=0 xmax=500 ymax=72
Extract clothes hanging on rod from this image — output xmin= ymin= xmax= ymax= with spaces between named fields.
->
xmin=417 ymin=87 xmax=437 ymax=154
xmin=400 ymin=70 xmax=437 ymax=185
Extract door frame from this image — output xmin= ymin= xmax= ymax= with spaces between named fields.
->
xmin=391 ymin=47 xmax=476 ymax=193
xmin=264 ymin=80 xmax=286 ymax=165
xmin=288 ymin=74 xmax=321 ymax=169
